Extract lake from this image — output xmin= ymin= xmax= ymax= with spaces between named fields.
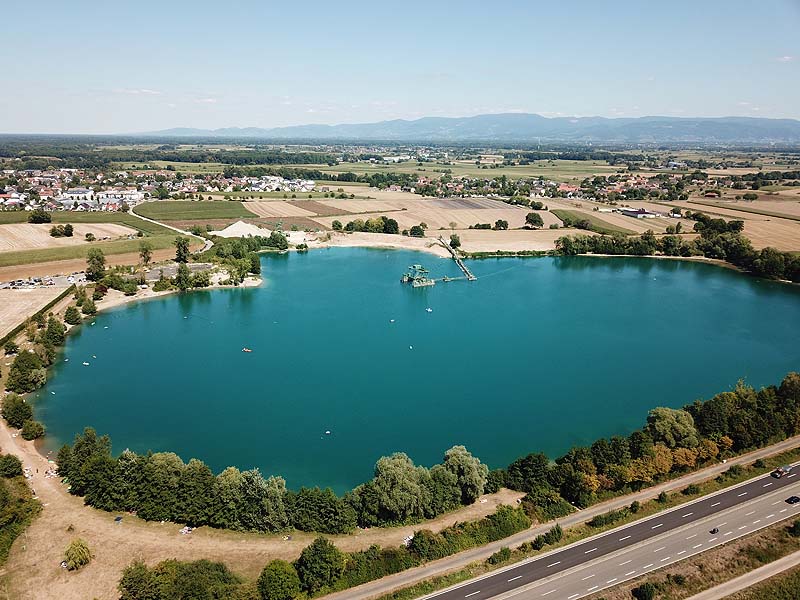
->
xmin=35 ymin=248 xmax=800 ymax=494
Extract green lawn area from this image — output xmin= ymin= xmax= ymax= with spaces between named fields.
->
xmin=134 ymin=200 xmax=256 ymax=220
xmin=113 ymin=161 xmax=227 ymax=173
xmin=550 ymin=209 xmax=635 ymax=235
xmin=0 ymin=210 xmax=174 ymax=235
xmin=689 ymin=199 xmax=800 ymax=222
xmin=0 ymin=234 xmax=180 ymax=267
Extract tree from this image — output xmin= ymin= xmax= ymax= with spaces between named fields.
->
xmin=647 ymin=407 xmax=700 ymax=448
xmin=0 ymin=454 xmax=23 ymax=477
xmin=64 ymin=538 xmax=92 ymax=570
xmin=118 ymin=561 xmax=159 ymax=600
xmin=494 ymin=219 xmax=509 ymax=230
xmin=174 ymin=237 xmax=190 ymax=263
xmin=28 ymin=208 xmax=51 ymax=224
xmin=525 ymin=213 xmax=544 ymax=228
xmin=21 ymin=420 xmax=45 ymax=440
xmin=63 ymin=223 xmax=74 ymax=237
xmin=86 ymin=248 xmax=106 ymax=281
xmin=443 ymin=445 xmax=488 ymax=504
xmin=294 ymin=537 xmax=345 ymax=593
xmin=6 ymin=352 xmax=46 ymax=394
xmin=64 ymin=305 xmax=82 ymax=325
xmin=409 ymin=225 xmax=425 ymax=238
xmin=1 ymin=394 xmax=33 ymax=428
xmin=174 ymin=262 xmax=191 ymax=291
xmin=383 ymin=218 xmax=399 ymax=234
xmin=139 ymin=241 xmax=153 ymax=266
xmin=258 ymin=560 xmax=301 ymax=600
xmin=4 ymin=340 xmax=19 ymax=355
xmin=45 ymin=316 xmax=66 ymax=346
xmin=81 ymin=298 xmax=97 ymax=315
xmin=449 ymin=234 xmax=461 ymax=249
xmin=331 ymin=220 xmax=342 ymax=231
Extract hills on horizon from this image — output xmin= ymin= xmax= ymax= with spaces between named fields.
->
xmin=139 ymin=113 xmax=800 ymax=144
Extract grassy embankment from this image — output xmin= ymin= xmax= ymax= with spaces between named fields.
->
xmin=726 ymin=564 xmax=800 ymax=600
xmin=370 ymin=446 xmax=800 ymax=600
xmin=0 ymin=477 xmax=40 ymax=566
xmin=0 ymin=211 xmax=178 ymax=267
xmin=549 ymin=209 xmax=635 ymax=235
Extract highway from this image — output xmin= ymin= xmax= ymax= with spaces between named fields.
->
xmin=425 ymin=468 xmax=800 ymax=600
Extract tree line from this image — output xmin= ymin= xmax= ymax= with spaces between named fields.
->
xmin=555 ymin=215 xmax=800 ymax=282
xmin=55 ymin=440 xmax=489 ymax=535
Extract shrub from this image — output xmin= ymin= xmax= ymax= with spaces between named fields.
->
xmin=542 ymin=523 xmax=563 ymax=545
xmin=682 ymin=484 xmax=700 ymax=496
xmin=64 ymin=538 xmax=92 ymax=570
xmin=487 ymin=547 xmax=512 ymax=565
xmin=788 ymin=520 xmax=800 ymax=537
xmin=632 ymin=582 xmax=658 ymax=600
xmin=630 ymin=500 xmax=641 ymax=513
xmin=295 ymin=537 xmax=345 ymax=593
xmin=21 ymin=420 xmax=45 ymax=440
xmin=28 ymin=209 xmax=51 ymax=224
xmin=657 ymin=491 xmax=668 ymax=504
xmin=0 ymin=454 xmax=23 ymax=477
xmin=258 ymin=559 xmax=301 ymax=600
xmin=3 ymin=340 xmax=19 ymax=355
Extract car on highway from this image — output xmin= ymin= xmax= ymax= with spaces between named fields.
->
xmin=772 ymin=465 xmax=793 ymax=478
xmin=786 ymin=496 xmax=800 ymax=504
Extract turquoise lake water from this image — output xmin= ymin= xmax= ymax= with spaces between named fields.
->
xmin=35 ymin=248 xmax=800 ymax=494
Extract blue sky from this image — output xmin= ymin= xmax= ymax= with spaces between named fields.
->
xmin=2 ymin=0 xmax=799 ymax=133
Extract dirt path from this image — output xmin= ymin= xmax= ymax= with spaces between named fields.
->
xmin=0 ymin=420 xmax=521 ymax=600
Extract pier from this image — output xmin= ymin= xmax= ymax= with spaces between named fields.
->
xmin=438 ymin=237 xmax=477 ymax=281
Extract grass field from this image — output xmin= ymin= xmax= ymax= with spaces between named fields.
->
xmin=0 ymin=211 xmax=174 ymax=235
xmin=0 ymin=234 xmax=180 ymax=267
xmin=550 ymin=209 xmax=635 ymax=235
xmin=134 ymin=201 xmax=256 ymax=220
xmin=113 ymin=161 xmax=227 ymax=173
xmin=205 ymin=190 xmax=371 ymax=200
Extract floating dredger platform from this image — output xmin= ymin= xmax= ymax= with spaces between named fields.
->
xmin=401 ymin=264 xmax=436 ymax=287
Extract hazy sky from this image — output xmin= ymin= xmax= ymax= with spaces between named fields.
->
xmin=2 ymin=0 xmax=799 ymax=133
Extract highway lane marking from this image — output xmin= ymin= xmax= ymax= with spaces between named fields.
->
xmin=651 ymin=523 xmax=664 ymax=529
xmin=654 ymin=547 xmax=666 ymax=552
xmin=607 ymin=578 xmax=617 ymax=584
xmin=660 ymin=556 xmax=671 ymax=562
xmin=763 ymin=482 xmax=773 ymax=487
xmin=711 ymin=502 xmax=721 ymax=507
xmin=781 ymin=509 xmax=788 ymax=513
xmin=682 ymin=512 xmax=694 ymax=518
xmin=619 ymin=560 xmax=632 ymax=566
xmin=693 ymin=544 xmax=703 ymax=549
xmin=464 ymin=592 xmax=480 ymax=598
xmin=753 ymin=520 xmax=761 ymax=524
xmin=619 ymin=535 xmax=631 ymax=541
xmin=746 ymin=511 xmax=756 ymax=516
xmin=582 ymin=574 xmax=595 ymax=580
xmin=587 ymin=586 xmax=598 ymax=592
xmin=568 ymin=595 xmax=580 ymax=600
xmin=788 ymin=473 xmax=796 ymax=478
xmin=507 ymin=576 xmax=522 ymax=582
xmin=767 ymin=514 xmax=775 ymax=519
xmin=643 ymin=563 xmax=654 ymax=569
xmin=738 ymin=526 xmax=748 ymax=530
xmin=724 ymin=531 xmax=733 ymax=536
xmin=541 ymin=590 xmax=556 ymax=596
xmin=546 ymin=561 xmax=561 ymax=568
xmin=737 ymin=492 xmax=748 ymax=497
xmin=624 ymin=570 xmax=637 ymax=576
xmin=686 ymin=534 xmax=697 ymax=540
xmin=772 ymin=500 xmax=783 ymax=505
xmin=677 ymin=550 xmax=687 ymax=555
xmin=709 ymin=537 xmax=718 ymax=542
xmin=718 ymin=522 xmax=728 ymax=527
xmin=584 ymin=547 xmax=598 ymax=554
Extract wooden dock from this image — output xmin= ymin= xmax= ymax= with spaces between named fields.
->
xmin=438 ymin=237 xmax=477 ymax=281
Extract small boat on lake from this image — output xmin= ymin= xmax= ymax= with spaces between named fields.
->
xmin=242 ymin=347 xmax=253 ymax=353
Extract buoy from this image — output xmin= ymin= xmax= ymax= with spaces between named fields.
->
xmin=390 ymin=319 xmax=395 ymax=323
xmin=325 ymin=430 xmax=331 ymax=435
xmin=409 ymin=345 xmax=413 ymax=350
xmin=426 ymin=307 xmax=433 ymax=313
xmin=50 ymin=391 xmax=56 ymax=395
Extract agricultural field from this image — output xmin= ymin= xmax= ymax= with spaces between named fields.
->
xmin=549 ymin=209 xmax=635 ymax=235
xmin=241 ymin=201 xmax=318 ymax=218
xmin=0 ymin=223 xmax=137 ymax=252
xmin=0 ymin=211 xmax=174 ymax=236
xmin=0 ymin=287 xmax=68 ymax=339
xmin=134 ymin=200 xmax=255 ymax=221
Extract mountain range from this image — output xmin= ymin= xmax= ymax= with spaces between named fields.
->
xmin=141 ymin=113 xmax=800 ymax=144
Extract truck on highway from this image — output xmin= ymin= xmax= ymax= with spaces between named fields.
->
xmin=772 ymin=465 xmax=793 ymax=478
